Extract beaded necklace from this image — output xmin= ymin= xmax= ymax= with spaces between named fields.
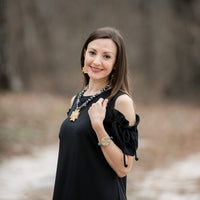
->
xmin=70 ymin=84 xmax=110 ymax=122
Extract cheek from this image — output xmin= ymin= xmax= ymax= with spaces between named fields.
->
xmin=84 ymin=56 xmax=92 ymax=65
xmin=107 ymin=61 xmax=115 ymax=71
xmin=104 ymin=64 xmax=114 ymax=75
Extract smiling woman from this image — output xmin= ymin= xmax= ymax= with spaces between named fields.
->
xmin=52 ymin=27 xmax=140 ymax=200
xmin=80 ymin=27 xmax=130 ymax=101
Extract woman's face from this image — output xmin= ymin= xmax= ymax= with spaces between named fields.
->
xmin=84 ymin=38 xmax=117 ymax=83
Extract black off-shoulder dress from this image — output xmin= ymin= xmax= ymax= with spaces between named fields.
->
xmin=52 ymin=89 xmax=140 ymax=200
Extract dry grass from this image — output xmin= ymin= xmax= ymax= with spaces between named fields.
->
xmin=131 ymin=101 xmax=200 ymax=181
xmin=0 ymin=92 xmax=69 ymax=160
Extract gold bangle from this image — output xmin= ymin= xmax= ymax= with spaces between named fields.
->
xmin=98 ymin=136 xmax=113 ymax=146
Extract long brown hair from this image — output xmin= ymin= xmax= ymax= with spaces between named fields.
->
xmin=80 ymin=27 xmax=129 ymax=100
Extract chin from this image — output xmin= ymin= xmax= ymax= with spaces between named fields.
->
xmin=89 ymin=75 xmax=107 ymax=81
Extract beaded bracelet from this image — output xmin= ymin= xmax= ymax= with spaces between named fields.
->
xmin=98 ymin=136 xmax=113 ymax=146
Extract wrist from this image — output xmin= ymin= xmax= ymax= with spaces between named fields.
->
xmin=92 ymin=121 xmax=104 ymax=132
xmin=93 ymin=123 xmax=108 ymax=139
xmin=98 ymin=136 xmax=113 ymax=146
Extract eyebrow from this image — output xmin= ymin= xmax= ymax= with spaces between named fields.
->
xmin=88 ymin=48 xmax=115 ymax=55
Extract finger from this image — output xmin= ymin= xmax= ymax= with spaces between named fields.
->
xmin=97 ymin=98 xmax=104 ymax=105
xmin=102 ymin=99 xmax=108 ymax=108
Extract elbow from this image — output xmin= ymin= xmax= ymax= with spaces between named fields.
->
xmin=116 ymin=155 xmax=133 ymax=178
xmin=116 ymin=166 xmax=132 ymax=178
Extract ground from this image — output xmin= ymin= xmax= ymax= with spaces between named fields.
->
xmin=0 ymin=92 xmax=200 ymax=200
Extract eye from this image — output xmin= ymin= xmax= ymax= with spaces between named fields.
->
xmin=104 ymin=55 xmax=111 ymax=59
xmin=89 ymin=51 xmax=95 ymax=55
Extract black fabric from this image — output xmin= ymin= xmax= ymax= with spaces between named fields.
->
xmin=52 ymin=89 xmax=140 ymax=200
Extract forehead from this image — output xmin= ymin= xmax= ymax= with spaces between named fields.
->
xmin=87 ymin=39 xmax=117 ymax=53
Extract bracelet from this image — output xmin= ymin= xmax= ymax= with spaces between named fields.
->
xmin=98 ymin=136 xmax=113 ymax=146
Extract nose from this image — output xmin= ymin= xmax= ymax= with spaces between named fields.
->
xmin=93 ymin=55 xmax=101 ymax=66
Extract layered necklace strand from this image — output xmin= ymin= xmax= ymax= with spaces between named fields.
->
xmin=69 ymin=84 xmax=110 ymax=122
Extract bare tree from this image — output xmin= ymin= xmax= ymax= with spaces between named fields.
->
xmin=1 ymin=0 xmax=200 ymax=101
xmin=0 ymin=0 xmax=22 ymax=91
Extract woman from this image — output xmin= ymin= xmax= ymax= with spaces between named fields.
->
xmin=53 ymin=27 xmax=140 ymax=200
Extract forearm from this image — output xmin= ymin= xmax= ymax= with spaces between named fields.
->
xmin=94 ymin=124 xmax=133 ymax=178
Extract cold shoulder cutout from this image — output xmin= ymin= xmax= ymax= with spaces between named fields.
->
xmin=114 ymin=93 xmax=136 ymax=126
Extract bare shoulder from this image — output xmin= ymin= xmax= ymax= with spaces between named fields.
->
xmin=70 ymin=95 xmax=76 ymax=106
xmin=114 ymin=94 xmax=136 ymax=126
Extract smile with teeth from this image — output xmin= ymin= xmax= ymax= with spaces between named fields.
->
xmin=90 ymin=66 xmax=103 ymax=72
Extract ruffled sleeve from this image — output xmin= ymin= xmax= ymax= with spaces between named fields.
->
xmin=111 ymin=109 xmax=140 ymax=167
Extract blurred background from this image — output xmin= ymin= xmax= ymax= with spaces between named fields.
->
xmin=0 ymin=0 xmax=200 ymax=200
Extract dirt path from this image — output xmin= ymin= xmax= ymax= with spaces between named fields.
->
xmin=0 ymin=144 xmax=200 ymax=200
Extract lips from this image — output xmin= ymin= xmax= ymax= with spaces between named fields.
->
xmin=90 ymin=66 xmax=103 ymax=73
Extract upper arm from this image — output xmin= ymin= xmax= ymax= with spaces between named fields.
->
xmin=70 ymin=95 xmax=76 ymax=106
xmin=114 ymin=94 xmax=136 ymax=175
xmin=114 ymin=94 xmax=136 ymax=126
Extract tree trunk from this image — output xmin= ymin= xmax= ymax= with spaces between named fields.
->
xmin=0 ymin=0 xmax=9 ymax=89
xmin=0 ymin=0 xmax=22 ymax=91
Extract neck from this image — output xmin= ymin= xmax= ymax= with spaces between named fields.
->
xmin=86 ymin=79 xmax=109 ymax=95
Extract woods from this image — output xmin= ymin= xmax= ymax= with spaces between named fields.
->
xmin=0 ymin=0 xmax=200 ymax=101
xmin=1 ymin=1 xmax=200 ymax=199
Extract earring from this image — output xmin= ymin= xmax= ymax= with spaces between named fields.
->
xmin=110 ymin=68 xmax=116 ymax=81
xmin=82 ymin=66 xmax=87 ymax=74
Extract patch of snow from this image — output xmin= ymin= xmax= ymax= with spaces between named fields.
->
xmin=0 ymin=144 xmax=58 ymax=200
xmin=134 ymin=153 xmax=200 ymax=200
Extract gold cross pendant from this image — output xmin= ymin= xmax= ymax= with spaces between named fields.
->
xmin=70 ymin=109 xmax=80 ymax=122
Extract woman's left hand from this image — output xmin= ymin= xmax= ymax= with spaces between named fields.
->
xmin=88 ymin=98 xmax=108 ymax=130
